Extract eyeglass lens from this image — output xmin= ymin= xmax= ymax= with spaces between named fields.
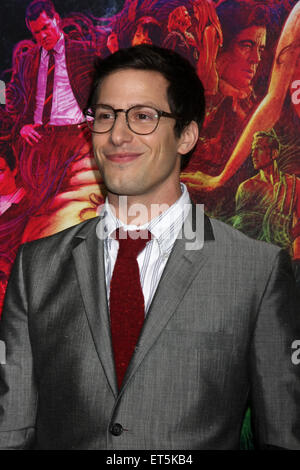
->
xmin=86 ymin=105 xmax=160 ymax=134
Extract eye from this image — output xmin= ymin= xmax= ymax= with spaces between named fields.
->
xmin=239 ymin=41 xmax=252 ymax=51
xmin=136 ymin=113 xmax=152 ymax=121
xmin=95 ymin=110 xmax=114 ymax=121
xmin=130 ymin=107 xmax=157 ymax=121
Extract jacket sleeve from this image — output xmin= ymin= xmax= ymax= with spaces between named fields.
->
xmin=249 ymin=249 xmax=300 ymax=449
xmin=5 ymin=60 xmax=27 ymax=118
xmin=0 ymin=245 xmax=37 ymax=449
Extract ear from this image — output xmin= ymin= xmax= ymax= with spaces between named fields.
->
xmin=271 ymin=149 xmax=279 ymax=160
xmin=176 ymin=121 xmax=199 ymax=155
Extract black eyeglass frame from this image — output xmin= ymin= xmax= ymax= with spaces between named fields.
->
xmin=84 ymin=104 xmax=179 ymax=135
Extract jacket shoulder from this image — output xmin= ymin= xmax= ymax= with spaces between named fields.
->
xmin=18 ymin=44 xmax=40 ymax=66
xmin=20 ymin=217 xmax=99 ymax=259
xmin=209 ymin=216 xmax=282 ymax=260
xmin=65 ymin=37 xmax=96 ymax=54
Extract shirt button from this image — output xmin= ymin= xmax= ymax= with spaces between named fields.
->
xmin=110 ymin=423 xmax=123 ymax=436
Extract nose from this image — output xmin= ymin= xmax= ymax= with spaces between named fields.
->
xmin=110 ymin=111 xmax=133 ymax=146
xmin=248 ymin=47 xmax=261 ymax=64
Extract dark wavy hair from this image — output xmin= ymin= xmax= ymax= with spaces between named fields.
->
xmin=217 ymin=0 xmax=270 ymax=51
xmin=89 ymin=45 xmax=205 ymax=132
xmin=253 ymin=131 xmax=280 ymax=153
xmin=26 ymin=0 xmax=56 ymax=28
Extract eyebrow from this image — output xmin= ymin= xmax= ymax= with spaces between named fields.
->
xmin=239 ymin=39 xmax=265 ymax=48
xmin=31 ymin=23 xmax=50 ymax=35
xmin=96 ymin=101 xmax=165 ymax=109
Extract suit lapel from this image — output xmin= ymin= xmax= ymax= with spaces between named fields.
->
xmin=120 ymin=207 xmax=215 ymax=393
xmin=71 ymin=208 xmax=215 ymax=398
xmin=72 ymin=218 xmax=118 ymax=397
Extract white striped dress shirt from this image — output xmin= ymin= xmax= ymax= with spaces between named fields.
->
xmin=98 ymin=183 xmax=191 ymax=315
xmin=34 ymin=34 xmax=85 ymax=125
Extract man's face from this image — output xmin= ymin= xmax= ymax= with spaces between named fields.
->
xmin=107 ymin=32 xmax=119 ymax=54
xmin=132 ymin=25 xmax=152 ymax=46
xmin=175 ymin=7 xmax=191 ymax=32
xmin=28 ymin=11 xmax=61 ymax=50
xmin=251 ymin=136 xmax=276 ymax=170
xmin=0 ymin=157 xmax=16 ymax=195
xmin=220 ymin=26 xmax=266 ymax=90
xmin=92 ymin=69 xmax=186 ymax=202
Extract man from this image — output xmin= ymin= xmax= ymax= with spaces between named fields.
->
xmin=162 ymin=6 xmax=198 ymax=66
xmin=182 ymin=0 xmax=268 ymax=216
xmin=0 ymin=150 xmax=27 ymax=221
xmin=0 ymin=147 xmax=29 ymax=315
xmin=0 ymin=155 xmax=24 ymax=217
xmin=5 ymin=0 xmax=102 ymax=241
xmin=106 ymin=31 xmax=119 ymax=54
xmin=0 ymin=45 xmax=299 ymax=450
xmin=0 ymin=147 xmax=29 ymax=257
xmin=216 ymin=7 xmax=266 ymax=99
xmin=186 ymin=0 xmax=268 ymax=172
xmin=234 ymin=131 xmax=300 ymax=277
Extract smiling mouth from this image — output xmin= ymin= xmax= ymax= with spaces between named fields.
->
xmin=105 ymin=153 xmax=142 ymax=163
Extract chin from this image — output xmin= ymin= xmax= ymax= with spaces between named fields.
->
xmin=105 ymin=181 xmax=140 ymax=197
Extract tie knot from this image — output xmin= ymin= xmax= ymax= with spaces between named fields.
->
xmin=115 ymin=228 xmax=151 ymax=258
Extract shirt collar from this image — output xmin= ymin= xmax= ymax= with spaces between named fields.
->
xmin=97 ymin=183 xmax=191 ymax=254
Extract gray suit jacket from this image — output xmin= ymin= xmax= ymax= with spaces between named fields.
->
xmin=0 ymin=208 xmax=299 ymax=450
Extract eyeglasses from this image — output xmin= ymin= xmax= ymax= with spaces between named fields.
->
xmin=84 ymin=104 xmax=177 ymax=135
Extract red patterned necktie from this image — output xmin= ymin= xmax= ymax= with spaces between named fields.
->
xmin=110 ymin=228 xmax=151 ymax=389
xmin=42 ymin=50 xmax=55 ymax=125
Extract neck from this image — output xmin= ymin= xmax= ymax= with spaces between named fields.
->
xmin=259 ymin=161 xmax=279 ymax=183
xmin=219 ymin=77 xmax=252 ymax=99
xmin=107 ymin=183 xmax=182 ymax=226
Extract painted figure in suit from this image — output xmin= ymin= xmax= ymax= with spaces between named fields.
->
xmin=6 ymin=0 xmax=102 ymax=241
xmin=0 ymin=45 xmax=299 ymax=450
